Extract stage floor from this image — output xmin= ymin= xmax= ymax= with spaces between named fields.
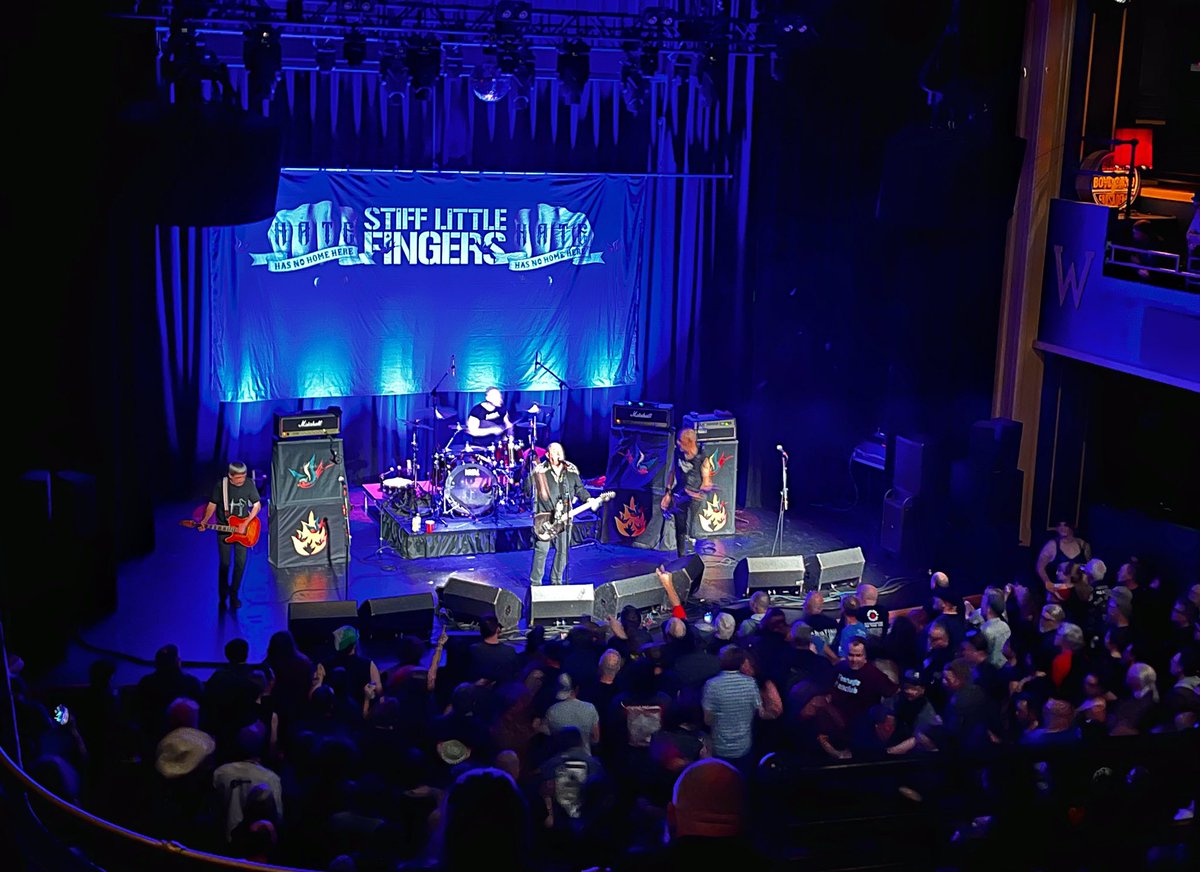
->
xmin=42 ymin=488 xmax=926 ymax=687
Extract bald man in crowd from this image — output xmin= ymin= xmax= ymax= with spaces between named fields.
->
xmin=856 ymin=582 xmax=890 ymax=639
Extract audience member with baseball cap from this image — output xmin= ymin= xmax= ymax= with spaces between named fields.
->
xmin=322 ymin=625 xmax=382 ymax=710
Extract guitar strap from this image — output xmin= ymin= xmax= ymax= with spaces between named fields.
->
xmin=222 ymin=477 xmax=230 ymax=516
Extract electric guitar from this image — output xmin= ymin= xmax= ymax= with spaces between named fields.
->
xmin=534 ymin=491 xmax=615 ymax=541
xmin=179 ymin=515 xmax=261 ymax=548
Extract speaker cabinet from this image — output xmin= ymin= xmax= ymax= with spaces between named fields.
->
xmin=269 ymin=501 xmax=349 ymax=568
xmin=809 ymin=547 xmax=866 ymax=589
xmin=271 ymin=438 xmax=345 ymax=507
xmin=529 ymin=585 xmax=596 ymax=627
xmin=696 ymin=440 xmax=738 ymax=537
xmin=881 ymin=492 xmax=913 ymax=557
xmin=287 ymin=601 xmax=359 ymax=652
xmin=732 ymin=555 xmax=806 ymax=598
xmin=970 ymin=418 xmax=1022 ymax=472
xmin=593 ymin=573 xmax=667 ymax=621
xmin=440 ymin=576 xmax=523 ymax=630
xmin=664 ymin=553 xmax=705 ymax=601
xmin=358 ymin=593 xmax=436 ymax=640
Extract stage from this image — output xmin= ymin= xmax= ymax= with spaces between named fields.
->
xmin=41 ymin=487 xmax=928 ymax=688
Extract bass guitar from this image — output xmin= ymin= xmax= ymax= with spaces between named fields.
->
xmin=179 ymin=515 xmax=261 ymax=548
xmin=534 ymin=491 xmax=615 ymax=542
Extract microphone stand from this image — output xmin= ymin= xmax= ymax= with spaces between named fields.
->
xmin=532 ymin=354 xmax=569 ymax=438
xmin=772 ymin=449 xmax=789 ymax=555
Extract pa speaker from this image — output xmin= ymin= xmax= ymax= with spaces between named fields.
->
xmin=288 ymin=601 xmax=359 ymax=651
xmin=732 ymin=555 xmax=806 ymax=598
xmin=664 ymin=553 xmax=705 ymax=601
xmin=809 ymin=547 xmax=866 ymax=589
xmin=969 ymin=418 xmax=1022 ymax=472
xmin=529 ymin=585 xmax=596 ymax=628
xmin=440 ymin=576 xmax=523 ymax=630
xmin=358 ymin=593 xmax=436 ymax=640
xmin=593 ymin=573 xmax=667 ymax=621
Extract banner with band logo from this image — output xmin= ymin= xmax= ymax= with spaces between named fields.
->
xmin=215 ymin=172 xmax=645 ymax=402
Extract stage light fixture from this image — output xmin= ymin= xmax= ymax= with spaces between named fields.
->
xmin=639 ymin=6 xmax=676 ymax=29
xmin=405 ymin=36 xmax=443 ymax=100
xmin=380 ymin=42 xmax=410 ymax=105
xmin=695 ymin=44 xmax=725 ymax=109
xmin=243 ymin=22 xmax=282 ymax=102
xmin=509 ymin=45 xmax=537 ymax=110
xmin=620 ymin=60 xmax=648 ymax=115
xmin=495 ymin=1 xmax=533 ymax=25
xmin=162 ymin=20 xmax=227 ymax=105
xmin=343 ymin=28 xmax=367 ymax=66
xmin=556 ymin=39 xmax=590 ymax=105
xmin=315 ymin=41 xmax=337 ymax=73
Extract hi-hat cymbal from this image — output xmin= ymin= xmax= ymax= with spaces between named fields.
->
xmin=520 ymin=403 xmax=556 ymax=415
xmin=407 ymin=421 xmax=434 ymax=431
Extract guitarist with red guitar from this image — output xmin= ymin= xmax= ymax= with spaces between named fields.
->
xmin=528 ymin=442 xmax=597 ymax=586
xmin=189 ymin=462 xmax=262 ymax=610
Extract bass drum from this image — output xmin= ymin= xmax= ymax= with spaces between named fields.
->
xmin=444 ymin=460 xmax=498 ymax=517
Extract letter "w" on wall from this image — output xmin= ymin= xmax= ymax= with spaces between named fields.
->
xmin=1052 ymin=245 xmax=1094 ymax=309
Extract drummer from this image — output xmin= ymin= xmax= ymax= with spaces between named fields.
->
xmin=465 ymin=387 xmax=514 ymax=443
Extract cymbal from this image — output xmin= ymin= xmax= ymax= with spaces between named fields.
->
xmin=513 ymin=421 xmax=541 ymax=429
xmin=415 ymin=405 xmax=458 ymax=420
xmin=520 ymin=403 xmax=556 ymax=415
xmin=407 ymin=421 xmax=434 ymax=431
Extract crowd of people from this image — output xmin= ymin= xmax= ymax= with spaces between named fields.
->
xmin=6 ymin=535 xmax=1199 ymax=871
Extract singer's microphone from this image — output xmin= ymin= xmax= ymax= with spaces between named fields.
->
xmin=451 ymin=355 xmax=456 ymax=376
xmin=776 ymin=444 xmax=789 ymax=460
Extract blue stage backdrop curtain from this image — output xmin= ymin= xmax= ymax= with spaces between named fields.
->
xmin=136 ymin=36 xmax=756 ymax=503
xmin=212 ymin=172 xmax=642 ymax=402
xmin=151 ymin=171 xmax=729 ymax=490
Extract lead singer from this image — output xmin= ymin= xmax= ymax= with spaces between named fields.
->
xmin=528 ymin=442 xmax=592 ymax=585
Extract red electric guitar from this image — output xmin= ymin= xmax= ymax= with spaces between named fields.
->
xmin=179 ymin=515 xmax=261 ymax=547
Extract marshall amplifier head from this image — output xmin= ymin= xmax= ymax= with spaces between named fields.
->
xmin=611 ymin=401 xmax=674 ymax=431
xmin=275 ymin=407 xmax=342 ymax=439
xmin=682 ymin=410 xmax=737 ymax=442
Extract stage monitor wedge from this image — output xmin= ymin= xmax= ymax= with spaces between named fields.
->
xmin=529 ymin=585 xmax=595 ymax=628
xmin=732 ymin=555 xmax=806 ymax=598
xmin=809 ymin=546 xmax=867 ymax=589
xmin=358 ymin=593 xmax=436 ymax=640
xmin=664 ymin=553 xmax=705 ymax=601
xmin=288 ymin=600 xmax=359 ymax=652
xmin=440 ymin=576 xmax=523 ymax=630
xmin=593 ymin=573 xmax=667 ymax=621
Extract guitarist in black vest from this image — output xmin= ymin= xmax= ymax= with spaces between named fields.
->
xmin=198 ymin=462 xmax=261 ymax=610
xmin=528 ymin=442 xmax=592 ymax=586
xmin=660 ymin=428 xmax=714 ymax=558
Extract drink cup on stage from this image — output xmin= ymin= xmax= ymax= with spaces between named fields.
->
xmin=425 ymin=520 xmax=435 ymax=534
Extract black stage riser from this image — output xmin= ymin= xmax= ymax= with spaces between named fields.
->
xmin=269 ymin=501 xmax=350 ymax=568
xmin=377 ymin=504 xmax=600 ymax=560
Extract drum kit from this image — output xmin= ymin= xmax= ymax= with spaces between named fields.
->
xmin=376 ymin=403 xmax=554 ymax=524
